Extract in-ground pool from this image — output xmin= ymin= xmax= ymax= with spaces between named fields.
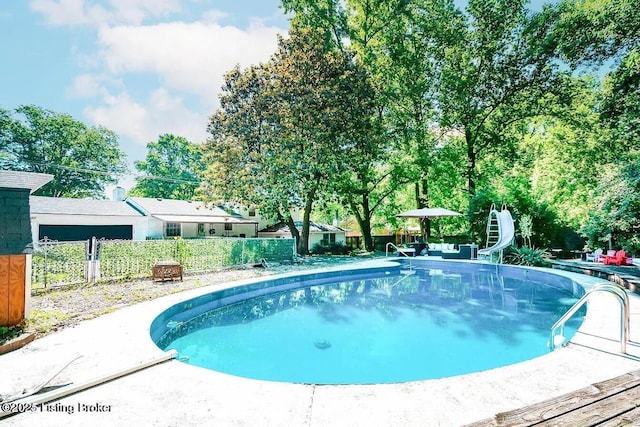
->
xmin=150 ymin=260 xmax=586 ymax=384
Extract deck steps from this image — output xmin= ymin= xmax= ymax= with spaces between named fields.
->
xmin=552 ymin=260 xmax=640 ymax=295
xmin=465 ymin=369 xmax=640 ymax=426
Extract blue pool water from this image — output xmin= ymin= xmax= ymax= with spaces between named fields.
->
xmin=151 ymin=261 xmax=585 ymax=384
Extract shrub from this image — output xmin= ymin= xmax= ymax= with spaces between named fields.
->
xmin=311 ymin=242 xmax=349 ymax=255
xmin=504 ymin=246 xmax=552 ymax=267
xmin=0 ymin=324 xmax=24 ymax=345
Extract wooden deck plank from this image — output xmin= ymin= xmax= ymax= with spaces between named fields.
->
xmin=535 ymin=383 xmax=640 ymax=426
xmin=596 ymin=406 xmax=640 ymax=427
xmin=464 ymin=370 xmax=640 ymax=427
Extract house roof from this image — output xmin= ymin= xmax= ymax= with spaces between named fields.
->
xmin=259 ymin=221 xmax=347 ymax=234
xmin=0 ymin=170 xmax=53 ymax=193
xmin=153 ymin=215 xmax=254 ymax=224
xmin=30 ymin=196 xmax=143 ymax=217
xmin=126 ymin=197 xmax=257 ymax=224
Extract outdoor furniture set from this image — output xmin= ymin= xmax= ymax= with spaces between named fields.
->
xmin=398 ymin=242 xmax=478 ymax=259
xmin=585 ymin=249 xmax=634 ymax=266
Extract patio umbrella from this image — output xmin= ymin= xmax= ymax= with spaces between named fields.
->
xmin=396 ymin=207 xmax=462 ymax=241
xmin=395 ymin=207 xmax=462 ymax=219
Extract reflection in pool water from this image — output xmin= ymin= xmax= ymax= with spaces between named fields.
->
xmin=155 ymin=262 xmax=585 ymax=384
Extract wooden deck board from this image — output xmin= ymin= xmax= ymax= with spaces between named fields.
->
xmin=535 ymin=383 xmax=640 ymax=426
xmin=597 ymin=406 xmax=640 ymax=426
xmin=465 ymin=370 xmax=640 ymax=426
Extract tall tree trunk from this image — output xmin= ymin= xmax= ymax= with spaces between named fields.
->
xmin=284 ymin=214 xmax=300 ymax=252
xmin=349 ymin=194 xmax=374 ymax=252
xmin=414 ymin=179 xmax=430 ymax=241
xmin=421 ymin=178 xmax=430 ymax=241
xmin=299 ymin=190 xmax=316 ymax=255
xmin=466 ymin=130 xmax=476 ymax=197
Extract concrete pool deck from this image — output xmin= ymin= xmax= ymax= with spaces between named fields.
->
xmin=2 ymin=260 xmax=640 ymax=426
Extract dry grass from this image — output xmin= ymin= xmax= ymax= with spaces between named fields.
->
xmin=27 ymin=255 xmax=372 ymax=337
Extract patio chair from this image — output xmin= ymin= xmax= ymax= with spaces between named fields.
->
xmin=599 ymin=250 xmax=615 ymax=263
xmin=585 ymin=249 xmax=602 ymax=262
xmin=604 ymin=250 xmax=633 ymax=266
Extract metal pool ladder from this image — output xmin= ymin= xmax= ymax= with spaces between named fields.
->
xmin=549 ymin=282 xmax=630 ymax=353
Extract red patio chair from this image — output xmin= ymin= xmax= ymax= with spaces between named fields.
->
xmin=604 ymin=250 xmax=631 ymax=266
xmin=599 ymin=250 xmax=615 ymax=263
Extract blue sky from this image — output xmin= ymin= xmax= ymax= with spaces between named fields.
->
xmin=1 ymin=0 xmax=289 ymax=193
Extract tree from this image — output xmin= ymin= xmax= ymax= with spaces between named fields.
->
xmin=281 ymin=0 xmax=349 ymax=49
xmin=283 ymin=0 xmax=466 ymax=248
xmin=439 ymin=0 xmax=572 ymax=196
xmin=370 ymin=0 xmax=465 ymax=236
xmin=551 ymin=0 xmax=640 ymax=250
xmin=129 ymin=134 xmax=205 ymax=200
xmin=324 ymin=0 xmax=420 ymax=251
xmin=0 ymin=105 xmax=127 ymax=198
xmin=582 ymin=160 xmax=640 ymax=253
xmin=554 ymin=0 xmax=640 ymax=151
xmin=204 ymin=27 xmax=373 ymax=254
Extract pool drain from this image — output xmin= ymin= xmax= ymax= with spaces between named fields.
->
xmin=314 ymin=340 xmax=331 ymax=350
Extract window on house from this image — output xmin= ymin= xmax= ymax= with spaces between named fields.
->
xmin=224 ymin=223 xmax=233 ymax=231
xmin=166 ymin=222 xmax=180 ymax=237
xmin=248 ymin=208 xmax=256 ymax=217
xmin=197 ymin=223 xmax=205 ymax=236
xmin=321 ymin=233 xmax=336 ymax=245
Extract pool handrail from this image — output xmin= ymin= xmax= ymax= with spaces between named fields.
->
xmin=550 ymin=282 xmax=629 ymax=353
xmin=385 ymin=242 xmax=398 ymax=257
xmin=386 ymin=242 xmax=416 ymax=257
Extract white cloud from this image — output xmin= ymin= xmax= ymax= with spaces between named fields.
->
xmin=79 ymin=17 xmax=283 ymax=156
xmin=96 ymin=19 xmax=282 ymax=106
xmin=29 ymin=0 xmax=183 ymax=27
xmin=106 ymin=0 xmax=182 ymax=25
xmin=30 ymin=0 xmax=109 ymax=27
xmin=83 ymin=88 xmax=209 ymax=147
xmin=67 ymin=73 xmax=114 ymax=98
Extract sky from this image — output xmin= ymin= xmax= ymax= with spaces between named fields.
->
xmin=0 ymin=0 xmax=290 ymax=194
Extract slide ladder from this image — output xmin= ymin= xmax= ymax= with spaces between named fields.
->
xmin=478 ymin=203 xmax=515 ymax=263
xmin=485 ymin=203 xmax=500 ymax=249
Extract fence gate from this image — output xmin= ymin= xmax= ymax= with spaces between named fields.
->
xmin=33 ymin=237 xmax=89 ymax=288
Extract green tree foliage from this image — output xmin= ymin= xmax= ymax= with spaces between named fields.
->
xmin=439 ymin=0 xmax=572 ymax=196
xmin=205 ymin=0 xmax=637 ymax=253
xmin=284 ymin=0 xmax=468 ymax=245
xmin=129 ymin=134 xmax=205 ymax=200
xmin=370 ymin=0 xmax=464 ymax=234
xmin=554 ymin=0 xmax=639 ymax=64
xmin=281 ymin=0 xmax=349 ymax=48
xmin=582 ymin=160 xmax=640 ymax=254
xmin=554 ymin=0 xmax=640 ymax=150
xmin=552 ymin=0 xmax=640 ymax=248
xmin=333 ymin=0 xmax=423 ymax=251
xmin=522 ymin=81 xmax=607 ymax=227
xmin=204 ymin=27 xmax=374 ymax=254
xmin=0 ymin=105 xmax=127 ymax=198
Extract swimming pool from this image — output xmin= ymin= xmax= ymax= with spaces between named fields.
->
xmin=150 ymin=260 xmax=586 ymax=384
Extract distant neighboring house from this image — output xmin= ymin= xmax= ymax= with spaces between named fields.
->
xmin=30 ymin=196 xmax=147 ymax=243
xmin=228 ymin=204 xmax=303 ymax=231
xmin=126 ymin=197 xmax=259 ymax=239
xmin=258 ymin=221 xmax=347 ymax=248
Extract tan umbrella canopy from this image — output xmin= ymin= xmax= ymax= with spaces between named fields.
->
xmin=396 ymin=207 xmax=462 ymax=241
xmin=396 ymin=207 xmax=462 ymax=219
